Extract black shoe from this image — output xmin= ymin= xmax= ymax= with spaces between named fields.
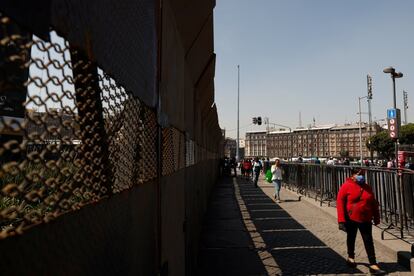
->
xmin=346 ymin=258 xmax=356 ymax=268
xmin=369 ymin=265 xmax=386 ymax=275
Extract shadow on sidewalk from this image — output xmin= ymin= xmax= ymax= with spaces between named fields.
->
xmin=197 ymin=176 xmax=268 ymax=275
xmin=197 ymin=176 xmax=408 ymax=275
xmin=237 ymin=178 xmax=363 ymax=275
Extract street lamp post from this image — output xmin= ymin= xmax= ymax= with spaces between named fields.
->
xmin=236 ymin=65 xmax=240 ymax=161
xmin=383 ymin=66 xmax=404 ymax=238
xmin=383 ymin=66 xmax=402 ymax=164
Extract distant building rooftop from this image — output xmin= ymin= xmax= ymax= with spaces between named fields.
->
xmin=245 ymin=130 xmax=267 ymax=134
xmin=292 ymin=124 xmax=336 ymax=132
xmin=268 ymin=129 xmax=291 ymax=134
xmin=331 ymin=123 xmax=367 ymax=130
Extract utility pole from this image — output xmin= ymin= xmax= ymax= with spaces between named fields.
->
xmin=403 ymin=90 xmax=408 ymax=125
xmin=236 ymin=65 xmax=240 ymax=162
xmin=358 ymin=96 xmax=366 ymax=165
xmin=367 ymin=74 xmax=373 ymax=161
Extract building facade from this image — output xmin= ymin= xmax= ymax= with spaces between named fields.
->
xmin=328 ymin=124 xmax=372 ymax=158
xmin=267 ymin=129 xmax=292 ymax=159
xmin=245 ymin=131 xmax=267 ymax=157
xmin=247 ymin=123 xmax=377 ymax=160
xmin=223 ymin=138 xmax=237 ymax=158
xmin=291 ymin=125 xmax=334 ymax=159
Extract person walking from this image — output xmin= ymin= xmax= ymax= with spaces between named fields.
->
xmin=336 ymin=168 xmax=385 ymax=275
xmin=271 ymin=159 xmax=283 ymax=203
xmin=240 ymin=159 xmax=245 ymax=177
xmin=252 ymin=157 xmax=262 ymax=187
xmin=230 ymin=157 xmax=237 ymax=177
xmin=327 ymin=157 xmax=335 ymax=165
xmin=387 ymin=159 xmax=394 ymax=169
xmin=263 ymin=157 xmax=270 ymax=173
xmin=243 ymin=159 xmax=252 ymax=179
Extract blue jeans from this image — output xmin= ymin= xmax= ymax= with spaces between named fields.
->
xmin=273 ymin=179 xmax=282 ymax=199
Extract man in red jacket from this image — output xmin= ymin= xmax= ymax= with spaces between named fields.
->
xmin=337 ymin=168 xmax=385 ymax=274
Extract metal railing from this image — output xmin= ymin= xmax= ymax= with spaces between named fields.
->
xmin=281 ymin=163 xmax=414 ymax=240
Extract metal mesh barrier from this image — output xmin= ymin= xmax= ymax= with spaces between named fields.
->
xmin=0 ymin=13 xmax=220 ymax=239
xmin=99 ymin=71 xmax=158 ymax=191
xmin=0 ymin=19 xmax=87 ymax=236
xmin=162 ymin=127 xmax=186 ymax=176
xmin=0 ymin=15 xmax=162 ymax=237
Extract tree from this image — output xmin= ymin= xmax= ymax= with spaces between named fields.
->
xmin=367 ymin=131 xmax=394 ymax=158
xmin=399 ymin=123 xmax=414 ymax=145
xmin=367 ymin=123 xmax=414 ymax=158
xmin=339 ymin=149 xmax=349 ymax=158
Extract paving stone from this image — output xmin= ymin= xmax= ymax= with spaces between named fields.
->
xmin=200 ymin=229 xmax=251 ymax=249
xmin=197 ymin=248 xmax=267 ymax=275
xmin=197 ymin=176 xmax=411 ymax=275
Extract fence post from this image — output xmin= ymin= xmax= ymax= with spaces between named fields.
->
xmin=396 ymin=171 xmax=404 ymax=239
xmin=70 ymin=47 xmax=113 ymax=197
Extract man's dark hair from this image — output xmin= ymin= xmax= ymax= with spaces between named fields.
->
xmin=350 ymin=167 xmax=364 ymax=175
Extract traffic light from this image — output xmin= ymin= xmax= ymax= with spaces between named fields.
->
xmin=252 ymin=117 xmax=257 ymax=124
xmin=257 ymin=117 xmax=262 ymax=125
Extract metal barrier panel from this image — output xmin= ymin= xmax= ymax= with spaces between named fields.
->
xmin=0 ymin=12 xmax=221 ymax=236
xmin=282 ymin=163 xmax=414 ymax=239
xmin=0 ymin=2 xmax=221 ymax=274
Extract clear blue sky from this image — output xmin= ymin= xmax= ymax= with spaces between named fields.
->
xmin=214 ymin=0 xmax=414 ymax=138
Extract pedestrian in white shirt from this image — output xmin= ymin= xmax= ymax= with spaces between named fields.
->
xmin=271 ymin=159 xmax=283 ymax=203
xmin=252 ymin=157 xmax=262 ymax=187
xmin=387 ymin=159 xmax=394 ymax=168
xmin=327 ymin=157 xmax=335 ymax=166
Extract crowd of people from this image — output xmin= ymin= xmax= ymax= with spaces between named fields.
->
xmin=294 ymin=155 xmax=414 ymax=170
xmin=220 ymin=157 xmax=283 ymax=202
xmin=221 ymin=155 xmax=414 ymax=175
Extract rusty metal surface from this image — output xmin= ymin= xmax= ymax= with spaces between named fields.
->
xmin=0 ymin=13 xmax=222 ymax=242
xmin=0 ymin=179 xmax=158 ymax=276
xmin=0 ymin=14 xmax=161 ymax=237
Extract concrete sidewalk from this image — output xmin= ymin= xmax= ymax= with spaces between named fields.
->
xmin=197 ymin=176 xmax=411 ymax=275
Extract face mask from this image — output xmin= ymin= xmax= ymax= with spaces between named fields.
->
xmin=355 ymin=175 xmax=365 ymax=185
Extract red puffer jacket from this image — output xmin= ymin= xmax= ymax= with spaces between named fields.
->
xmin=337 ymin=178 xmax=380 ymax=224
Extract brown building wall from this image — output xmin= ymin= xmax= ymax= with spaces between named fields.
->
xmin=263 ymin=125 xmax=374 ymax=159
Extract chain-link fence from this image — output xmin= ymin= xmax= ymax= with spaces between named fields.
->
xmin=0 ymin=13 xmax=221 ymax=239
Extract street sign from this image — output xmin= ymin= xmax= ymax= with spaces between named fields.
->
xmin=387 ymin=108 xmax=397 ymax=119
xmin=387 ymin=108 xmax=401 ymax=139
